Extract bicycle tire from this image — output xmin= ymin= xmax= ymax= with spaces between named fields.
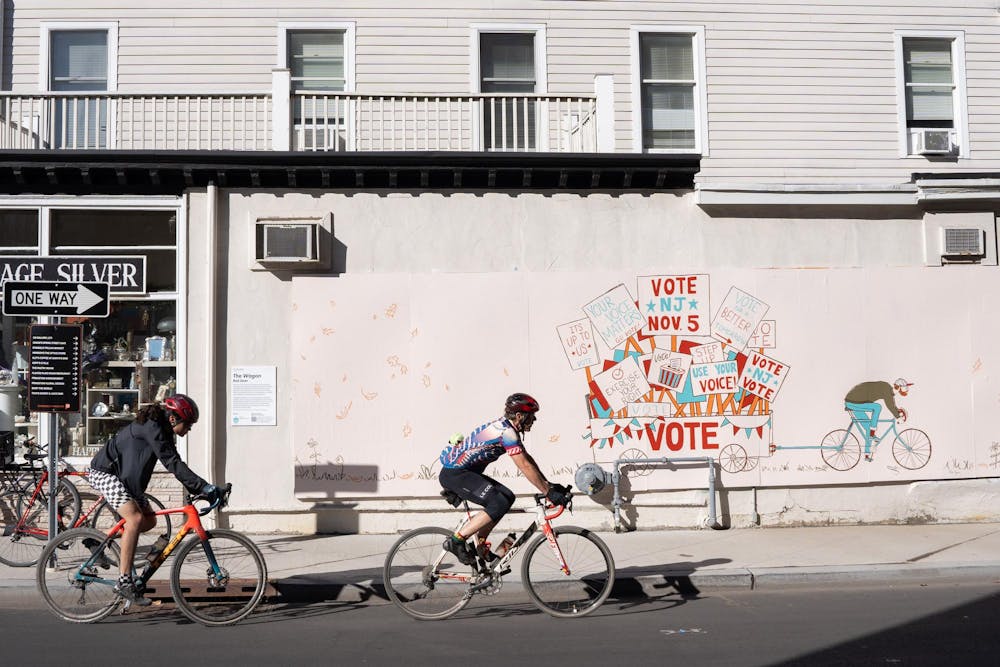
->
xmin=893 ymin=428 xmax=932 ymax=470
xmin=90 ymin=493 xmax=172 ymax=566
xmin=383 ymin=526 xmax=475 ymax=620
xmin=0 ymin=490 xmax=45 ymax=567
xmin=521 ymin=526 xmax=615 ymax=618
xmin=169 ymin=529 xmax=268 ymax=626
xmin=0 ymin=479 xmax=81 ymax=567
xmin=820 ymin=429 xmax=862 ymax=471
xmin=719 ymin=443 xmax=748 ymax=473
xmin=36 ymin=526 xmax=122 ymax=623
xmin=19 ymin=477 xmax=82 ymax=536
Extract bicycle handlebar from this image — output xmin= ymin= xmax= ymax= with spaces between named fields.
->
xmin=190 ymin=482 xmax=233 ymax=516
xmin=533 ymin=484 xmax=573 ymax=520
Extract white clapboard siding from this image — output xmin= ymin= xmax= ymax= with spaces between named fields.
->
xmin=5 ymin=1 xmax=1000 ymax=183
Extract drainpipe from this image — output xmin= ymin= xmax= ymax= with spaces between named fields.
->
xmin=204 ymin=183 xmax=218 ymax=525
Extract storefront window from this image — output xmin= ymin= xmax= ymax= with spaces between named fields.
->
xmin=0 ymin=206 xmax=181 ymax=462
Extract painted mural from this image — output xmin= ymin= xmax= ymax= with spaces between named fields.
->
xmin=290 ymin=268 xmax=995 ymax=499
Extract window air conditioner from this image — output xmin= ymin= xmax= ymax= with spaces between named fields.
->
xmin=941 ymin=228 xmax=985 ymax=260
xmin=916 ymin=129 xmax=954 ymax=155
xmin=255 ymin=222 xmax=320 ymax=263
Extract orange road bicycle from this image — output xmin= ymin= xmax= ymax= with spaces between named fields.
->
xmin=36 ymin=483 xmax=267 ymax=627
xmin=383 ymin=487 xmax=615 ymax=620
xmin=0 ymin=448 xmax=169 ymax=567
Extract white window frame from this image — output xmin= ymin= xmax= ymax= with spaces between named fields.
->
xmin=894 ymin=30 xmax=969 ymax=159
xmin=277 ymin=22 xmax=356 ymax=92
xmin=39 ymin=22 xmax=119 ymax=92
xmin=469 ymin=23 xmax=547 ymax=94
xmin=630 ymin=25 xmax=708 ymax=155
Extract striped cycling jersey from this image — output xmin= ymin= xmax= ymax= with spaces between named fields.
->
xmin=439 ymin=417 xmax=524 ymax=471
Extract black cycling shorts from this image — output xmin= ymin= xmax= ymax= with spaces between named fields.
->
xmin=439 ymin=467 xmax=515 ymax=522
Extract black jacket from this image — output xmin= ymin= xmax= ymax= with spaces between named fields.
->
xmin=90 ymin=418 xmax=207 ymax=500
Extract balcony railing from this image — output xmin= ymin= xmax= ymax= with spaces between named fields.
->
xmin=0 ymin=75 xmax=614 ymax=153
xmin=0 ymin=93 xmax=272 ymax=150
xmin=292 ymin=93 xmax=597 ymax=152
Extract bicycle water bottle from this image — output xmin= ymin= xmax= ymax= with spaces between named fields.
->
xmin=146 ymin=534 xmax=169 ymax=562
xmin=495 ymin=533 xmax=516 ymax=557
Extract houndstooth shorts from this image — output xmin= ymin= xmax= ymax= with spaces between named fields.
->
xmin=87 ymin=469 xmax=150 ymax=511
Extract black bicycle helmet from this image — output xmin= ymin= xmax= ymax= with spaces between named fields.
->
xmin=505 ymin=392 xmax=540 ymax=416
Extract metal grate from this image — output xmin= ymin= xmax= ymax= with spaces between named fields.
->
xmin=942 ymin=228 xmax=984 ymax=256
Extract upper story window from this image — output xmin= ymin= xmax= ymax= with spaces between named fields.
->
xmin=630 ymin=26 xmax=707 ymax=154
xmin=895 ymin=32 xmax=968 ymax=158
xmin=472 ymin=25 xmax=547 ymax=151
xmin=278 ymin=23 xmax=355 ymax=151
xmin=40 ymin=23 xmax=117 ymax=149
xmin=288 ymin=30 xmax=346 ymax=92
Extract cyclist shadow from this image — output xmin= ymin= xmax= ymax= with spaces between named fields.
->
xmin=608 ymin=558 xmax=734 ymax=610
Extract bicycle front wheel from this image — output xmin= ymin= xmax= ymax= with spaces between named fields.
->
xmin=169 ymin=529 xmax=267 ymax=626
xmin=820 ymin=429 xmax=862 ymax=471
xmin=36 ymin=527 xmax=122 ymax=623
xmin=19 ymin=477 xmax=82 ymax=537
xmin=893 ymin=429 xmax=932 ymax=470
xmin=383 ymin=526 xmax=475 ymax=620
xmin=0 ymin=490 xmax=45 ymax=567
xmin=521 ymin=526 xmax=615 ymax=618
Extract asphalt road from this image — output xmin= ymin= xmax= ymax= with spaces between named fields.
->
xmin=2 ymin=579 xmax=999 ymax=666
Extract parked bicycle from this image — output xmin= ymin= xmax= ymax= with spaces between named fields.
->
xmin=36 ymin=483 xmax=267 ymax=626
xmin=383 ymin=486 xmax=614 ymax=620
xmin=0 ymin=448 xmax=169 ymax=567
xmin=820 ymin=413 xmax=932 ymax=471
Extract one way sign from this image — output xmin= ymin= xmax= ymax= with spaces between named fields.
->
xmin=2 ymin=281 xmax=109 ymax=317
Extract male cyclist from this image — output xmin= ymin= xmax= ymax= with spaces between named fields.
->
xmin=844 ymin=378 xmax=913 ymax=458
xmin=438 ymin=392 xmax=570 ymax=565
xmin=88 ymin=394 xmax=221 ymax=606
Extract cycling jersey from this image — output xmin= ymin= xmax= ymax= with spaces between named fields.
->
xmin=439 ymin=417 xmax=524 ymax=472
xmin=90 ymin=418 xmax=208 ymax=501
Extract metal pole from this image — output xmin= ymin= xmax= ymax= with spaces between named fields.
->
xmin=610 ymin=455 xmax=720 ymax=532
xmin=47 ymin=315 xmax=61 ymax=544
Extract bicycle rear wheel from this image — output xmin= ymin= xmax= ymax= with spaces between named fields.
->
xmin=383 ymin=526 xmax=475 ymax=620
xmin=169 ymin=529 xmax=267 ymax=626
xmin=36 ymin=527 xmax=122 ymax=623
xmin=521 ymin=526 xmax=614 ymax=618
xmin=893 ymin=429 xmax=932 ymax=470
xmin=820 ymin=429 xmax=862 ymax=471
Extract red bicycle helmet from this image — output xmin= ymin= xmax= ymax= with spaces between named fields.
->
xmin=505 ymin=392 xmax=540 ymax=416
xmin=164 ymin=393 xmax=199 ymax=424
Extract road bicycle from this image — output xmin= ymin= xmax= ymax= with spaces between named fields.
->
xmin=383 ymin=487 xmax=615 ymax=620
xmin=0 ymin=450 xmax=169 ymax=567
xmin=820 ymin=413 xmax=932 ymax=471
xmin=36 ymin=483 xmax=267 ymax=627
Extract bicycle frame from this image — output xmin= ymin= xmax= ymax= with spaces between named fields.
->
xmin=433 ymin=498 xmax=570 ymax=586
xmin=76 ymin=501 xmax=222 ymax=591
xmin=4 ymin=466 xmax=106 ymax=538
xmin=847 ymin=416 xmax=900 ymax=452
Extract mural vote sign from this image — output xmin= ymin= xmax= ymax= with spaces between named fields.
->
xmin=557 ymin=318 xmax=599 ymax=370
xmin=592 ymin=355 xmax=651 ymax=411
xmin=638 ymin=274 xmax=710 ymax=336
xmin=690 ymin=359 xmax=739 ymax=396
xmin=711 ymin=286 xmax=769 ymax=351
xmin=583 ymin=283 xmax=643 ymax=349
xmin=737 ymin=350 xmax=790 ymax=401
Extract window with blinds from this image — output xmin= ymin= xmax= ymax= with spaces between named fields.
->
xmin=288 ymin=31 xmax=346 ymax=92
xmin=49 ymin=30 xmax=109 ymax=149
xmin=480 ymin=32 xmax=537 ymax=150
xmin=904 ymin=38 xmax=955 ymax=129
xmin=640 ymin=33 xmax=696 ymax=150
xmin=288 ymin=30 xmax=347 ymax=150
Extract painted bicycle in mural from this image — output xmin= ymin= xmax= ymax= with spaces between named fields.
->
xmin=770 ymin=413 xmax=932 ymax=472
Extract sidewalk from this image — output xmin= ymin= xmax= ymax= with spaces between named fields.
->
xmin=5 ymin=523 xmax=1000 ymax=602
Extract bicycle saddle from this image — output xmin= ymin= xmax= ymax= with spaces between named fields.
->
xmin=440 ymin=489 xmax=462 ymax=508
